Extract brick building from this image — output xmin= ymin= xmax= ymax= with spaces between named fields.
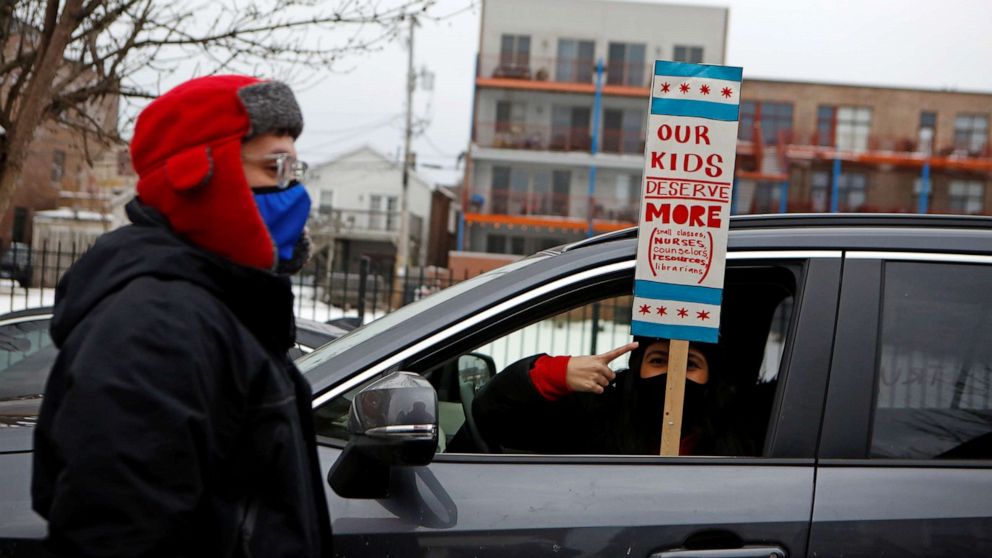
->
xmin=735 ymin=79 xmax=992 ymax=215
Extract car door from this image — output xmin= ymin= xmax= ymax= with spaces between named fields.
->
xmin=810 ymin=252 xmax=992 ymax=557
xmin=309 ymin=250 xmax=842 ymax=558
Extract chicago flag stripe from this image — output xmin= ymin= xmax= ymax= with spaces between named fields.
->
xmin=632 ymin=296 xmax=721 ymax=328
xmin=652 ymin=75 xmax=740 ymax=104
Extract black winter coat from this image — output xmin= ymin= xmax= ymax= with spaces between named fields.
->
xmin=474 ymin=355 xmax=754 ymax=457
xmin=32 ymin=199 xmax=332 ymax=557
xmin=472 ymin=355 xmax=643 ymax=454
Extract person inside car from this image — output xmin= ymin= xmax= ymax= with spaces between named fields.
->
xmin=473 ymin=336 xmax=751 ymax=455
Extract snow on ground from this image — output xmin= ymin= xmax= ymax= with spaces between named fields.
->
xmin=0 ymin=280 xmax=384 ymax=327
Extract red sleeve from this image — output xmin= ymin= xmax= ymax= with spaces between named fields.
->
xmin=528 ymin=355 xmax=571 ymax=401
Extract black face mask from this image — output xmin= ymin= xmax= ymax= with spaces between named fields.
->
xmin=628 ymin=374 xmax=708 ymax=452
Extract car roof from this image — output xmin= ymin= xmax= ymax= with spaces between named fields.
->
xmin=560 ymin=213 xmax=992 ymax=255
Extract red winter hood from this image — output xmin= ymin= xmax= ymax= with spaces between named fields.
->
xmin=130 ymin=75 xmax=303 ymax=270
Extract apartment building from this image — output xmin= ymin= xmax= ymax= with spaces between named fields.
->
xmin=734 ymin=80 xmax=992 ymax=215
xmin=463 ymin=0 xmax=729 ymax=255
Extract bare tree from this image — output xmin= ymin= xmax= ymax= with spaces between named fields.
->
xmin=0 ymin=0 xmax=439 ymax=220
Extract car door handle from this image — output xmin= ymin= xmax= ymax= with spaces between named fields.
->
xmin=651 ymin=546 xmax=786 ymax=558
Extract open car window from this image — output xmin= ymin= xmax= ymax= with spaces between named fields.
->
xmin=314 ymin=260 xmax=801 ymax=458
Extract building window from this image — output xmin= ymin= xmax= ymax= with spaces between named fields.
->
xmin=551 ymin=170 xmax=571 ymax=217
xmin=602 ymin=108 xmax=644 ymax=154
xmin=486 ymin=234 xmax=506 ymax=254
xmin=838 ymin=172 xmax=867 ymax=211
xmin=485 ymin=234 xmax=526 ymax=255
xmin=319 ymin=190 xmax=334 ymax=214
xmin=12 ymin=207 xmax=28 ymax=243
xmin=556 ymin=39 xmax=594 ymax=83
xmin=51 ymin=150 xmax=66 ymax=181
xmin=953 ymin=113 xmax=989 ymax=153
xmin=551 ymin=105 xmax=591 ymax=151
xmin=811 ymin=170 xmax=867 ymax=211
xmin=606 ymin=42 xmax=646 ymax=87
xmin=918 ymin=111 xmax=937 ymax=154
xmin=811 ymin=171 xmax=830 ymax=212
xmin=491 ymin=166 xmax=537 ymax=215
xmin=739 ymin=102 xmax=756 ymax=141
xmin=495 ymin=101 xmax=525 ymax=133
xmin=510 ymin=236 xmax=526 ymax=255
xmin=738 ymin=101 xmax=793 ymax=144
xmin=948 ymin=180 xmax=984 ymax=214
xmin=498 ymin=34 xmax=531 ymax=78
xmin=369 ymin=194 xmax=398 ymax=231
xmin=672 ymin=45 xmax=704 ymax=64
xmin=816 ymin=106 xmax=836 ymax=147
xmin=607 ymin=173 xmax=640 ymax=222
xmin=492 ymin=167 xmax=571 ymax=217
xmin=835 ymin=107 xmax=871 ymax=152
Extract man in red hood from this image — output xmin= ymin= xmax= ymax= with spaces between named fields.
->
xmin=32 ymin=75 xmax=332 ymax=557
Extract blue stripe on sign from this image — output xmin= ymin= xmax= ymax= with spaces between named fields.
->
xmin=654 ymin=61 xmax=743 ymax=82
xmin=634 ymin=281 xmax=723 ymax=305
xmin=632 ymin=320 xmax=719 ymax=343
xmin=650 ymin=98 xmax=740 ymax=121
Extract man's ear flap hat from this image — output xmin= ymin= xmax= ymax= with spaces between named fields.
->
xmin=129 ymin=75 xmax=303 ymax=269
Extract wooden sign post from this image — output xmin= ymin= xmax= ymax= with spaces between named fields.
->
xmin=630 ymin=60 xmax=743 ymax=456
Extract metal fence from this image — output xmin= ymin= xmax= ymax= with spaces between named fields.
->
xmin=0 ymin=242 xmax=471 ymax=326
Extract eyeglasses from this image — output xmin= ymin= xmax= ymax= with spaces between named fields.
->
xmin=247 ymin=153 xmax=309 ymax=189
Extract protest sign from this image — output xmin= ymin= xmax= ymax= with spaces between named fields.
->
xmin=632 ymin=60 xmax=742 ymax=343
xmin=630 ymin=60 xmax=742 ymax=455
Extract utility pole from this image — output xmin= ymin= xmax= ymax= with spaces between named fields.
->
xmin=394 ymin=15 xmax=416 ymax=305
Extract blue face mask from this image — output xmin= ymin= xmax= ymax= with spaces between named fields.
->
xmin=253 ymin=181 xmax=312 ymax=261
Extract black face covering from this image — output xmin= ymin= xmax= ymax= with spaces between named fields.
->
xmin=627 ymin=373 xmax=708 ymax=454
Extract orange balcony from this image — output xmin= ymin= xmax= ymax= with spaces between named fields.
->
xmin=476 ymin=54 xmax=651 ymax=97
xmin=476 ymin=120 xmax=644 ymax=155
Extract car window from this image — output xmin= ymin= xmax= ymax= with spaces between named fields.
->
xmin=0 ymin=318 xmax=55 ymax=427
xmin=314 ymin=262 xmax=799 ymax=457
xmin=870 ymin=261 xmax=992 ymax=459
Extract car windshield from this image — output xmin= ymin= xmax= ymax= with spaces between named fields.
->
xmin=295 ymin=254 xmax=549 ymax=374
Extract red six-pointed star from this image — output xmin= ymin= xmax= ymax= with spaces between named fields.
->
xmin=721 ymin=86 xmax=733 ymax=98
xmin=656 ymin=306 xmax=667 ymax=316
xmin=639 ymin=304 xmax=651 ymax=315
xmin=699 ymin=84 xmax=711 ymax=95
xmin=696 ymin=310 xmax=711 ymax=321
xmin=661 ymin=82 xmax=671 ymax=93
xmin=677 ymin=307 xmax=689 ymax=318
xmin=679 ymin=82 xmax=690 ymax=94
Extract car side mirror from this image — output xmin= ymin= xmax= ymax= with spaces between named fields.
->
xmin=328 ymin=371 xmax=439 ymax=499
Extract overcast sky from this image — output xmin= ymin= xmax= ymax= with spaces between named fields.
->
xmin=292 ymin=0 xmax=992 ymax=186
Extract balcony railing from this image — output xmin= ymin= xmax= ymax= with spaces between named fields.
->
xmin=478 ymin=121 xmax=644 ymax=154
xmin=312 ymin=208 xmax=402 ymax=235
xmin=744 ymin=127 xmax=992 ymax=158
xmin=478 ymin=54 xmax=652 ymax=88
xmin=473 ymin=190 xmax=639 ymax=223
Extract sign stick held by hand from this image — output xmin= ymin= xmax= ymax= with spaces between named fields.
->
xmin=660 ymin=339 xmax=689 ymax=456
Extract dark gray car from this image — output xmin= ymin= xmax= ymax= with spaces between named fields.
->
xmin=2 ymin=214 xmax=991 ymax=557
